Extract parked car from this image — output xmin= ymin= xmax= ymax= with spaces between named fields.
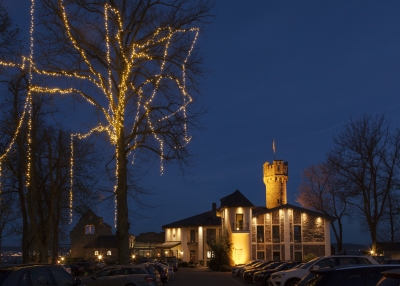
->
xmin=74 ymin=261 xmax=96 ymax=274
xmin=167 ymin=265 xmax=174 ymax=280
xmin=376 ymin=268 xmax=400 ymax=286
xmin=62 ymin=264 xmax=85 ymax=276
xmin=243 ymin=261 xmax=285 ymax=282
xmin=253 ymin=261 xmax=302 ymax=285
xmin=381 ymin=259 xmax=400 ymax=264
xmin=232 ymin=260 xmax=263 ymax=276
xmin=0 ymin=264 xmax=83 ymax=285
xmin=238 ymin=260 xmax=272 ymax=277
xmin=61 ymin=264 xmax=71 ymax=274
xmin=81 ymin=264 xmax=162 ymax=286
xmin=297 ymin=264 xmax=400 ymax=286
xmin=148 ymin=263 xmax=169 ymax=283
xmin=164 ymin=257 xmax=178 ymax=271
xmin=268 ymin=255 xmax=378 ymax=286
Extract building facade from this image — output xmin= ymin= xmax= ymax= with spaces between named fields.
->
xmin=162 ymin=159 xmax=334 ymax=264
xmin=70 ymin=210 xmax=135 ymax=263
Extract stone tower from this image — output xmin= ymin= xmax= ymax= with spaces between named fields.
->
xmin=263 ymin=160 xmax=288 ymax=209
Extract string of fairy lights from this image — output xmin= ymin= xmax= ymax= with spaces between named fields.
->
xmin=0 ymin=0 xmax=199 ymax=227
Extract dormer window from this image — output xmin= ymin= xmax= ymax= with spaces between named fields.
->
xmin=85 ymin=225 xmax=95 ymax=234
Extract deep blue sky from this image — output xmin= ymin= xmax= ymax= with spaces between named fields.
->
xmin=5 ymin=1 xmax=400 ymax=246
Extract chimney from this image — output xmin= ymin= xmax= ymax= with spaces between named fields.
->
xmin=212 ymin=203 xmax=216 ymax=218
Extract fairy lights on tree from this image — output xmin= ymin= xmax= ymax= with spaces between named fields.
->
xmin=0 ymin=0 xmax=211 ymax=264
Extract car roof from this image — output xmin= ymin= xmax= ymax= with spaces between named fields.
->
xmin=310 ymin=264 xmax=400 ymax=274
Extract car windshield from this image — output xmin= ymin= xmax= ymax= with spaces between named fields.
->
xmin=301 ymin=258 xmax=320 ymax=269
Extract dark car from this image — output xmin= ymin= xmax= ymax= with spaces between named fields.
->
xmin=232 ymin=260 xmax=264 ymax=276
xmin=74 ymin=261 xmax=96 ymax=274
xmin=149 ymin=263 xmax=169 ymax=283
xmin=237 ymin=260 xmax=270 ymax=277
xmin=376 ymin=268 xmax=400 ymax=286
xmin=381 ymin=259 xmax=400 ymax=264
xmin=253 ymin=261 xmax=301 ymax=285
xmin=81 ymin=264 xmax=162 ymax=286
xmin=64 ymin=264 xmax=85 ymax=276
xmin=0 ymin=264 xmax=83 ymax=285
xmin=297 ymin=264 xmax=400 ymax=286
xmin=243 ymin=261 xmax=284 ymax=282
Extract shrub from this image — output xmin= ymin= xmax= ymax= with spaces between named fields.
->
xmin=303 ymin=253 xmax=317 ymax=262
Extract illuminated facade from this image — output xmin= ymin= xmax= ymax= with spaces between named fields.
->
xmin=162 ymin=159 xmax=334 ymax=264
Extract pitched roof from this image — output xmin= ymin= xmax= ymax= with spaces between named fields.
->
xmin=220 ymin=190 xmax=254 ymax=208
xmin=84 ymin=235 xmax=118 ymax=249
xmin=135 ymin=232 xmax=165 ymax=243
xmin=162 ymin=210 xmax=221 ymax=229
xmin=252 ymin=203 xmax=336 ymax=221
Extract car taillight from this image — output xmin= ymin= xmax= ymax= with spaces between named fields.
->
xmin=144 ymin=276 xmax=155 ymax=282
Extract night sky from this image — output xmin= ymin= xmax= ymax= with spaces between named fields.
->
xmin=5 ymin=1 xmax=400 ymax=247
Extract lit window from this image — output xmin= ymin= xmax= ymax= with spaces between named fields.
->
xmin=85 ymin=225 xmax=95 ymax=234
xmin=94 ymin=251 xmax=99 ymax=256
xmin=236 ymin=214 xmax=243 ymax=230
xmin=207 ymin=251 xmax=215 ymax=259
xmin=107 ymin=251 xmax=111 ymax=256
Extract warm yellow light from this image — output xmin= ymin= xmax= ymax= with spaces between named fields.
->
xmin=0 ymin=0 xmax=200 ymax=228
xmin=98 ymin=255 xmax=102 ymax=260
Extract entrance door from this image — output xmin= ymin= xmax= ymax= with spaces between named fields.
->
xmin=235 ymin=248 xmax=242 ymax=262
xmin=190 ymin=250 xmax=196 ymax=262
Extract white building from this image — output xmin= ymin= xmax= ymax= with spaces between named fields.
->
xmin=161 ymin=159 xmax=334 ymax=264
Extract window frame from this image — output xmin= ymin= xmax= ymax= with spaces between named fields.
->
xmin=236 ymin=214 xmax=243 ymax=230
xmin=272 ymin=225 xmax=280 ymax=242
xmin=257 ymin=225 xmax=264 ymax=242
xmin=294 ymin=225 xmax=301 ymax=243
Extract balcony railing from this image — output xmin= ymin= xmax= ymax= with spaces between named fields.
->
xmin=231 ymin=222 xmax=250 ymax=231
xmin=187 ymin=237 xmax=197 ymax=244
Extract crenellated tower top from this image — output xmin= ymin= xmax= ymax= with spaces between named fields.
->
xmin=263 ymin=160 xmax=288 ymax=209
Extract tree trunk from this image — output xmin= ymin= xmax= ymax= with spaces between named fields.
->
xmin=116 ymin=127 xmax=129 ymax=264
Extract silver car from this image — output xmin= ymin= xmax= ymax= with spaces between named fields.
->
xmin=81 ymin=264 xmax=162 ymax=286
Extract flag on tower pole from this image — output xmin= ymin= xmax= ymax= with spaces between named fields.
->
xmin=272 ymin=139 xmax=276 ymax=159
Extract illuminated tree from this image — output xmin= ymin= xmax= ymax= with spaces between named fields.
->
xmin=296 ymin=163 xmax=348 ymax=252
xmin=327 ymin=114 xmax=400 ymax=252
xmin=31 ymin=0 xmax=213 ymax=263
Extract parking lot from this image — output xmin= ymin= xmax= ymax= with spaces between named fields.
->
xmin=166 ymin=267 xmax=248 ymax=286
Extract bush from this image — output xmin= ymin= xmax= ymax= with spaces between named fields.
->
xmin=219 ymin=265 xmax=230 ymax=272
xmin=303 ymin=253 xmax=317 ymax=262
xmin=179 ymin=261 xmax=189 ymax=268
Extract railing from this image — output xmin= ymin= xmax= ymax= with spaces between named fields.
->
xmin=231 ymin=222 xmax=250 ymax=231
xmin=187 ymin=237 xmax=197 ymax=243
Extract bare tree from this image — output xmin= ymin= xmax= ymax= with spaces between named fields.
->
xmin=296 ymin=163 xmax=348 ymax=252
xmin=0 ymin=175 xmax=20 ymax=264
xmin=31 ymin=0 xmax=213 ymax=263
xmin=327 ymin=114 xmax=400 ymax=252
